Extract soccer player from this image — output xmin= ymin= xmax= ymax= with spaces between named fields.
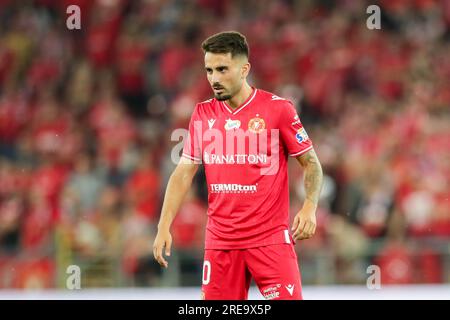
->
xmin=153 ymin=31 xmax=323 ymax=300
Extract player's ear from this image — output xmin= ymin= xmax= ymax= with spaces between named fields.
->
xmin=241 ymin=61 xmax=251 ymax=79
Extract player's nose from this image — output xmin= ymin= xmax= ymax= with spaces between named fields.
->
xmin=210 ymin=72 xmax=221 ymax=84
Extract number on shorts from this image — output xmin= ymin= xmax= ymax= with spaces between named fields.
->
xmin=202 ymin=260 xmax=211 ymax=285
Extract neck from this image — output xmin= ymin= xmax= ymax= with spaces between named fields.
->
xmin=227 ymin=82 xmax=253 ymax=109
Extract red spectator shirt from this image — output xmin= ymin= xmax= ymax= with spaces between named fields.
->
xmin=182 ymin=88 xmax=313 ymax=249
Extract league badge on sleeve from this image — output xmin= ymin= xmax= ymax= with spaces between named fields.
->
xmin=295 ymin=127 xmax=309 ymax=143
xmin=291 ymin=115 xmax=301 ymax=126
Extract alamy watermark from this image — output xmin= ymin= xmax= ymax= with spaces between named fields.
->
xmin=366 ymin=5 xmax=381 ymax=30
xmin=170 ymin=123 xmax=282 ymax=176
xmin=66 ymin=5 xmax=81 ymax=30
xmin=66 ymin=265 xmax=81 ymax=290
xmin=366 ymin=265 xmax=381 ymax=290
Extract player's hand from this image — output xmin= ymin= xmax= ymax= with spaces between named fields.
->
xmin=291 ymin=201 xmax=317 ymax=241
xmin=153 ymin=229 xmax=172 ymax=268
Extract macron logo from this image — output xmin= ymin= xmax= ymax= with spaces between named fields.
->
xmin=285 ymin=284 xmax=294 ymax=296
xmin=208 ymin=119 xmax=216 ymax=129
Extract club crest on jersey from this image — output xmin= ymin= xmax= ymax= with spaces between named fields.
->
xmin=295 ymin=127 xmax=309 ymax=143
xmin=248 ymin=116 xmax=266 ymax=133
xmin=224 ymin=119 xmax=241 ymax=130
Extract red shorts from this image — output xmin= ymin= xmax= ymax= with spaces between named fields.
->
xmin=201 ymin=243 xmax=302 ymax=300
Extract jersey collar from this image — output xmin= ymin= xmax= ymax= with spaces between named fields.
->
xmin=221 ymin=87 xmax=257 ymax=115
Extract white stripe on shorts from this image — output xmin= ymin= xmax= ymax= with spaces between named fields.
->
xmin=284 ymin=230 xmax=291 ymax=244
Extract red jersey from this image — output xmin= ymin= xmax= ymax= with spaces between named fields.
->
xmin=182 ymin=88 xmax=313 ymax=249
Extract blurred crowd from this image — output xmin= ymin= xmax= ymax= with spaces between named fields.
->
xmin=0 ymin=0 xmax=449 ymax=288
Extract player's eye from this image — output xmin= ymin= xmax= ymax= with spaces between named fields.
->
xmin=205 ymin=68 xmax=212 ymax=74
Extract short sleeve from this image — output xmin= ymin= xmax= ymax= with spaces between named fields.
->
xmin=182 ymin=105 xmax=202 ymax=163
xmin=279 ymin=101 xmax=313 ymax=157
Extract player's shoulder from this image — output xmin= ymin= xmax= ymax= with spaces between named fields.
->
xmin=197 ymin=97 xmax=215 ymax=107
xmin=257 ymin=89 xmax=294 ymax=108
xmin=194 ymin=97 xmax=216 ymax=113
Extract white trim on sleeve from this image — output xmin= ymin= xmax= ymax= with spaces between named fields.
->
xmin=289 ymin=145 xmax=313 ymax=157
xmin=182 ymin=153 xmax=201 ymax=162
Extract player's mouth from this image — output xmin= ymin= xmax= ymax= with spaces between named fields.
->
xmin=213 ymin=86 xmax=225 ymax=93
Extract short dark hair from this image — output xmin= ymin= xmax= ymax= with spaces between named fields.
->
xmin=201 ymin=31 xmax=249 ymax=59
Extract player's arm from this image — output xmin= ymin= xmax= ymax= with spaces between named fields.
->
xmin=291 ymin=148 xmax=323 ymax=241
xmin=153 ymin=156 xmax=199 ymax=268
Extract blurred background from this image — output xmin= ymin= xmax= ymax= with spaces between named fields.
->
xmin=0 ymin=0 xmax=449 ymax=296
